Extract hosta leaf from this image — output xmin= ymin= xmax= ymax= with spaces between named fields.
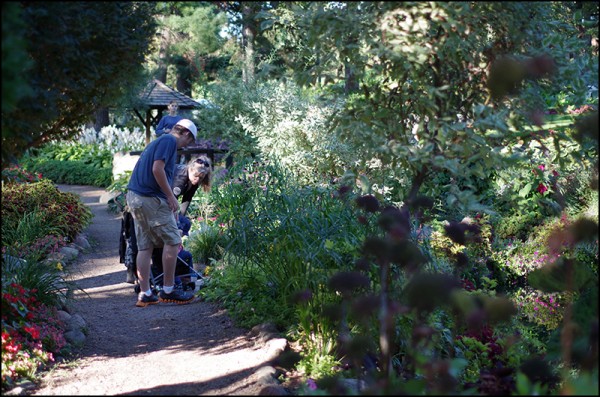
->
xmin=519 ymin=183 xmax=532 ymax=197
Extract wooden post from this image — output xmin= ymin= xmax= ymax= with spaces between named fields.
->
xmin=145 ymin=110 xmax=151 ymax=145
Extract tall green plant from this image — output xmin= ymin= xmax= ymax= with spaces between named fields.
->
xmin=2 ymin=208 xmax=64 ymax=263
xmin=1 ymin=254 xmax=72 ymax=309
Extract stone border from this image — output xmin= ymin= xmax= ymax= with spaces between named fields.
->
xmin=250 ymin=323 xmax=291 ymax=395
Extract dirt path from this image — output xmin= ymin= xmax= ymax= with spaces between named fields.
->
xmin=31 ymin=185 xmax=276 ymax=396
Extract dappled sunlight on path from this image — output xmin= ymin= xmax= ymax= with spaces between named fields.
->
xmin=31 ymin=185 xmax=278 ymax=395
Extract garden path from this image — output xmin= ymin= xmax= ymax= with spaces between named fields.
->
xmin=31 ymin=184 xmax=274 ymax=396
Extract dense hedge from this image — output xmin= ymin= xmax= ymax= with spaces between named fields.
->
xmin=24 ymin=159 xmax=112 ymax=188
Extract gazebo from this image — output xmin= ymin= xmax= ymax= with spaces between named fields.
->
xmin=134 ymin=79 xmax=202 ymax=144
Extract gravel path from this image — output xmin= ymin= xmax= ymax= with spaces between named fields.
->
xmin=30 ymin=184 xmax=283 ymax=396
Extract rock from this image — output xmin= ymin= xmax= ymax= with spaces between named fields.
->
xmin=57 ymin=310 xmax=72 ymax=324
xmin=59 ymin=246 xmax=79 ymax=263
xmin=265 ymin=338 xmax=288 ymax=361
xmin=251 ymin=322 xmax=281 ymax=344
xmin=258 ymin=385 xmax=289 ymax=395
xmin=251 ymin=322 xmax=279 ymax=337
xmin=3 ymin=380 xmax=36 ymax=396
xmin=73 ymin=234 xmax=91 ymax=251
xmin=63 ymin=329 xmax=86 ymax=347
xmin=67 ymin=313 xmax=87 ymax=332
xmin=256 ymin=366 xmax=279 ymax=385
xmin=43 ymin=252 xmax=65 ymax=265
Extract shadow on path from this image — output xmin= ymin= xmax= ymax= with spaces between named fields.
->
xmin=30 ymin=185 xmax=272 ymax=396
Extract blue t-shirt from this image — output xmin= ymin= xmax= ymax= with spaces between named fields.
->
xmin=127 ymin=134 xmax=178 ymax=200
xmin=155 ymin=115 xmax=183 ymax=136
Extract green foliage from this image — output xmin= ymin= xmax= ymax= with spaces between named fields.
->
xmin=1 ymin=179 xmax=92 ymax=243
xmin=201 ymin=258 xmax=291 ymax=329
xmin=192 ymin=75 xmax=262 ymax=158
xmin=23 ymin=159 xmax=113 ymax=188
xmin=186 ymin=221 xmax=225 ymax=266
xmin=295 ymin=350 xmax=341 ymax=381
xmin=494 ymin=211 xmax=543 ymax=241
xmin=2 ymin=255 xmax=71 ymax=309
xmin=1 ymin=2 xmax=157 ymax=165
xmin=2 ymin=208 xmax=65 ymax=264
xmin=1 ymin=2 xmax=33 ymax=115
xmin=20 ymin=140 xmax=115 ymax=187
xmin=222 ymin=160 xmax=365 ymax=302
xmin=454 ymin=336 xmax=492 ymax=384
xmin=162 ymin=4 xmax=226 ymax=66
xmin=235 ymin=80 xmax=353 ymax=185
xmin=106 ymin=172 xmax=131 ymax=214
xmin=24 ymin=142 xmax=114 ymax=168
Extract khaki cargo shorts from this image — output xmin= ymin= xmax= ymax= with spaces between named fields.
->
xmin=126 ymin=190 xmax=181 ymax=251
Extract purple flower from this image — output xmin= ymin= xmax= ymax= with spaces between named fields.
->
xmin=307 ymin=378 xmax=317 ymax=391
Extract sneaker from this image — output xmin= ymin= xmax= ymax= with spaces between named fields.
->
xmin=136 ymin=292 xmax=159 ymax=307
xmin=159 ymin=289 xmax=194 ymax=304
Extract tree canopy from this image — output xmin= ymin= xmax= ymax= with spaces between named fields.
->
xmin=1 ymin=1 xmax=157 ymax=166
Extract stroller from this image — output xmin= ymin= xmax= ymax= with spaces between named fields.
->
xmin=119 ymin=204 xmax=203 ymax=295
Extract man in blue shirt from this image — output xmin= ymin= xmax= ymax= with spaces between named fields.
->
xmin=155 ymin=101 xmax=183 ymax=137
xmin=127 ymin=118 xmax=198 ymax=307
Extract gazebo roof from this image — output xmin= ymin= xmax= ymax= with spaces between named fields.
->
xmin=139 ymin=79 xmax=202 ymax=110
xmin=133 ymin=79 xmax=204 ymax=144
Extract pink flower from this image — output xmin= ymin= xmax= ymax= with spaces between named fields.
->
xmin=537 ymin=183 xmax=548 ymax=194
xmin=538 ymin=164 xmax=545 ymax=171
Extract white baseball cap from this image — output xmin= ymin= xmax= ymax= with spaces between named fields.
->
xmin=174 ymin=119 xmax=197 ymax=139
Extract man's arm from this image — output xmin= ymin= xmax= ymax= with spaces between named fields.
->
xmin=155 ymin=117 xmax=168 ymax=135
xmin=152 ymin=160 xmax=179 ymax=213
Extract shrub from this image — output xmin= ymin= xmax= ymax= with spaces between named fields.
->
xmin=23 ymin=159 xmax=113 ymax=187
xmin=187 ymin=220 xmax=226 ymax=266
xmin=1 ymin=165 xmax=43 ymax=185
xmin=2 ymin=254 xmax=72 ymax=308
xmin=511 ymin=287 xmax=573 ymax=330
xmin=1 ymin=179 xmax=92 ymax=243
xmin=1 ymin=208 xmax=66 ymax=263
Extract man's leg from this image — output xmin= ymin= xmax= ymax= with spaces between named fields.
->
xmin=161 ymin=243 xmax=180 ymax=288
xmin=158 ymin=242 xmax=194 ymax=304
xmin=136 ymin=248 xmax=154 ymax=293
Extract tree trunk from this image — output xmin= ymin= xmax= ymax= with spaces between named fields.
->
xmin=241 ymin=3 xmax=256 ymax=84
xmin=176 ymin=57 xmax=193 ymax=97
xmin=344 ymin=63 xmax=359 ymax=95
xmin=94 ymin=107 xmax=110 ymax=132
xmin=156 ymin=20 xmax=169 ymax=83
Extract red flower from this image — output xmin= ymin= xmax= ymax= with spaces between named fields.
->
xmin=24 ymin=326 xmax=40 ymax=340
xmin=537 ymin=183 xmax=548 ymax=194
xmin=552 ymin=170 xmax=559 ymax=177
